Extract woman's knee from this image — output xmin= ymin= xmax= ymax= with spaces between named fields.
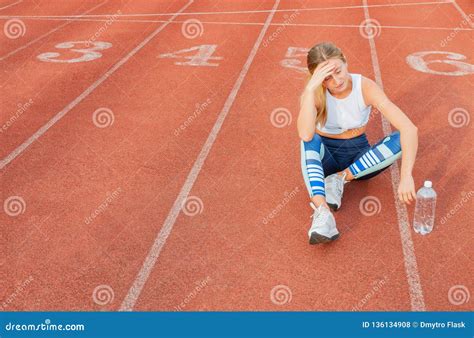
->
xmin=386 ymin=130 xmax=401 ymax=146
xmin=384 ymin=130 xmax=402 ymax=155
xmin=301 ymin=133 xmax=323 ymax=152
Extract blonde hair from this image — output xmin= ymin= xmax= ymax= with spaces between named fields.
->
xmin=305 ymin=42 xmax=347 ymax=128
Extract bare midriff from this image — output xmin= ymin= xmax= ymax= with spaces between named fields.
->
xmin=315 ymin=125 xmax=367 ymax=139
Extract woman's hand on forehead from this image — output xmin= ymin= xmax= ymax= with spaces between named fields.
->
xmin=315 ymin=60 xmax=335 ymax=72
xmin=326 ymin=59 xmax=341 ymax=68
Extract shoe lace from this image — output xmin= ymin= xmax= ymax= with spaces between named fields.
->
xmin=336 ymin=177 xmax=344 ymax=195
xmin=309 ymin=202 xmax=329 ymax=223
xmin=310 ymin=202 xmax=317 ymax=218
xmin=333 ymin=172 xmax=347 ymax=195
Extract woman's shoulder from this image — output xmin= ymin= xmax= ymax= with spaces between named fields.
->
xmin=360 ymin=75 xmax=381 ymax=106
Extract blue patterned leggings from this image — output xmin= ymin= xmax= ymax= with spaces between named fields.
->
xmin=300 ymin=131 xmax=402 ymax=197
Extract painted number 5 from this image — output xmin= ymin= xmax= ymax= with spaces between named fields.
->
xmin=280 ymin=47 xmax=310 ymax=73
xmin=406 ymin=51 xmax=474 ymax=76
xmin=37 ymin=41 xmax=112 ymax=63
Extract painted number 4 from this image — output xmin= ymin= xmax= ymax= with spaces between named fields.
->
xmin=37 ymin=41 xmax=112 ymax=63
xmin=158 ymin=44 xmax=223 ymax=67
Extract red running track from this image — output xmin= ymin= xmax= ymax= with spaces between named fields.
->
xmin=1 ymin=0 xmax=472 ymax=311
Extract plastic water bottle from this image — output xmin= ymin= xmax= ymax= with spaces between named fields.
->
xmin=413 ymin=181 xmax=437 ymax=235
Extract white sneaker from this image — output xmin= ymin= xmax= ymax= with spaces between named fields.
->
xmin=325 ymin=172 xmax=348 ymax=211
xmin=308 ymin=202 xmax=339 ymax=244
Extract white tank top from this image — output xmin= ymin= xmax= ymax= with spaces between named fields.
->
xmin=316 ymin=73 xmax=371 ymax=135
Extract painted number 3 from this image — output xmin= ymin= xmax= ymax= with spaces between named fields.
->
xmin=37 ymin=41 xmax=112 ymax=63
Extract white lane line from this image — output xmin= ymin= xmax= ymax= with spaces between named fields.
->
xmin=362 ymin=0 xmax=426 ymax=312
xmin=0 ymin=0 xmax=108 ymax=62
xmin=119 ymin=0 xmax=281 ymax=312
xmin=1 ymin=16 xmax=471 ymax=31
xmin=0 ymin=0 xmax=451 ymax=18
xmin=0 ymin=0 xmax=22 ymax=11
xmin=451 ymin=0 xmax=474 ymax=28
xmin=0 ymin=0 xmax=193 ymax=170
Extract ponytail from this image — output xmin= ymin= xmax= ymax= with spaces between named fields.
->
xmin=314 ymin=83 xmax=327 ymax=128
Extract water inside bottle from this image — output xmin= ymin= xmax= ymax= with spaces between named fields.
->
xmin=413 ymin=197 xmax=436 ymax=234
xmin=413 ymin=181 xmax=437 ymax=235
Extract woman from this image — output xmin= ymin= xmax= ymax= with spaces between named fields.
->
xmin=297 ymin=42 xmax=418 ymax=245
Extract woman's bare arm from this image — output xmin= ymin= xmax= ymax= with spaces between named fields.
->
xmin=362 ymin=77 xmax=418 ymax=204
xmin=297 ymin=61 xmax=335 ymax=142
xmin=297 ymin=89 xmax=318 ymax=142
